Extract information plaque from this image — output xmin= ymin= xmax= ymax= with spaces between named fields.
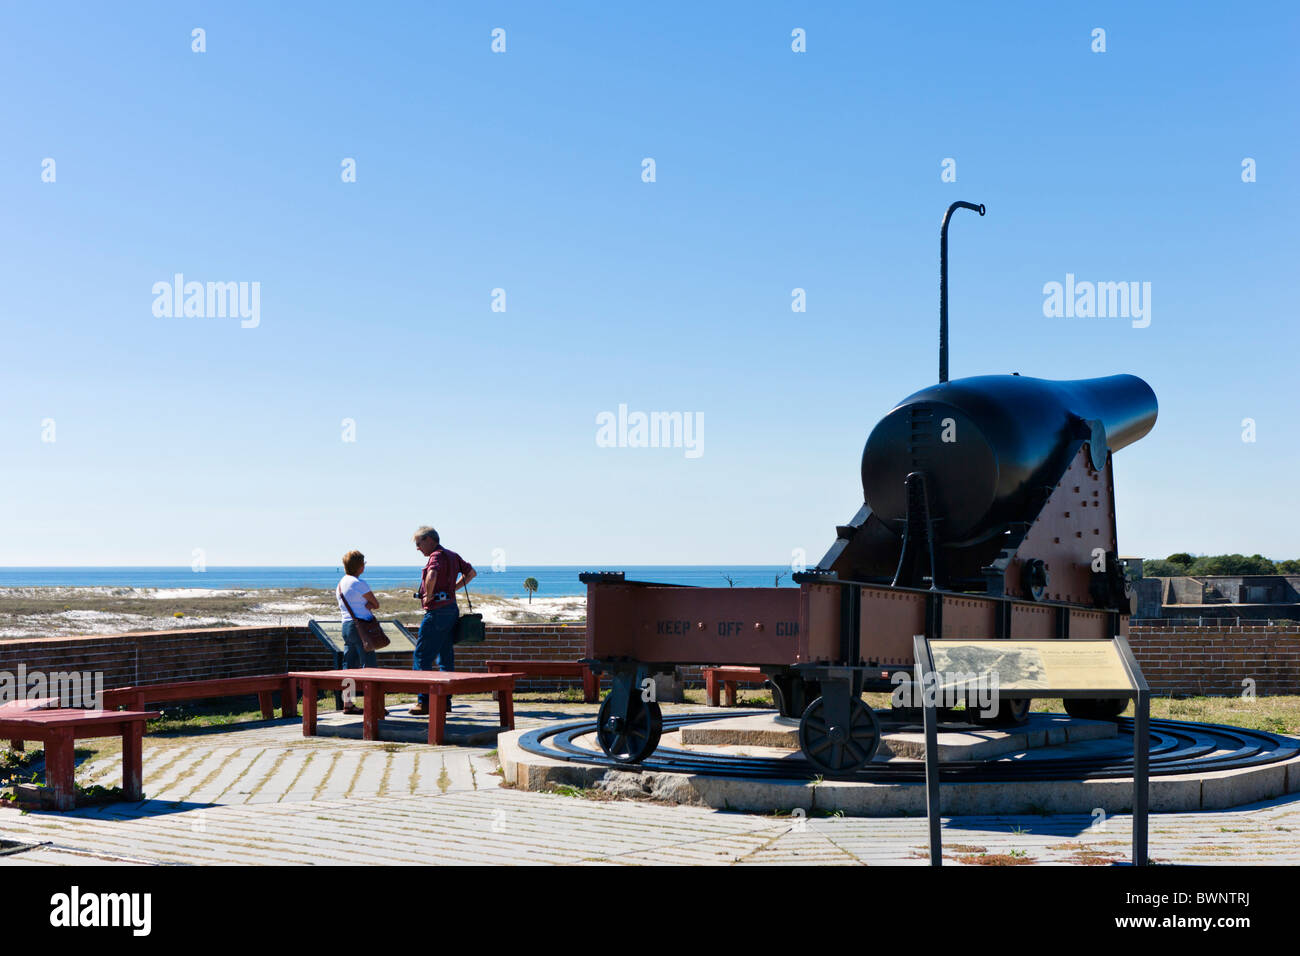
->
xmin=926 ymin=639 xmax=1136 ymax=693
xmin=912 ymin=633 xmax=1151 ymax=867
xmin=306 ymin=618 xmax=417 ymax=657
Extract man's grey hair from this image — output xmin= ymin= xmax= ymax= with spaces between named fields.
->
xmin=413 ymin=525 xmax=439 ymax=545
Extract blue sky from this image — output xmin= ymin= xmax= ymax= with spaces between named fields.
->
xmin=1 ymin=2 xmax=1296 ymax=567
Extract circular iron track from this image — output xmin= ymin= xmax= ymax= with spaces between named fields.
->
xmin=517 ymin=712 xmax=1300 ymax=783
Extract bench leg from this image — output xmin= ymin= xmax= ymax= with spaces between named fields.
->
xmin=706 ymin=671 xmax=720 ymax=707
xmin=122 ymin=721 xmax=144 ymax=802
xmin=301 ymin=679 xmax=317 ymax=736
xmin=498 ymin=683 xmax=515 ymax=730
xmin=725 ymin=681 xmax=738 ymax=707
xmin=428 ymin=696 xmax=446 ymax=746
xmin=282 ymin=678 xmax=298 ymax=719
xmin=362 ymin=682 xmax=382 ymax=741
xmin=258 ymin=690 xmax=275 ymax=721
xmin=582 ymin=667 xmax=599 ymax=704
xmin=44 ymin=730 xmax=76 ymax=811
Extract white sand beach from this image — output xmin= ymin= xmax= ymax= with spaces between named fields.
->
xmin=0 ymin=587 xmax=587 ymax=639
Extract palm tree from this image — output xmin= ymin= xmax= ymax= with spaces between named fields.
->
xmin=523 ymin=577 xmax=539 ymax=604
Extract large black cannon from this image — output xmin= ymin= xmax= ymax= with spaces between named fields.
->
xmin=582 ymin=201 xmax=1158 ymax=773
xmin=847 ymin=372 xmax=1157 ymax=595
xmin=862 ymin=374 xmax=1157 ymax=548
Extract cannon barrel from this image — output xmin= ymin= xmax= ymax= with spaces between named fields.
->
xmin=861 ymin=374 xmax=1157 ymax=546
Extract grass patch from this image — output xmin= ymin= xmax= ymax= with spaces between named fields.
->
xmin=146 ymin=693 xmax=373 ymax=735
xmin=545 ymin=784 xmax=589 ymax=798
xmin=146 ymin=703 xmax=270 ymax=734
xmin=957 ymin=851 xmax=1036 ymax=866
xmin=678 ymin=688 xmax=775 ymax=708
xmin=0 ymin=748 xmax=41 ymax=780
xmin=74 ymin=781 xmax=127 ymax=804
xmin=1063 ymin=849 xmax=1124 ymax=865
xmin=1028 ymin=695 xmax=1300 ymax=734
xmin=867 ymin=691 xmax=1300 ymax=735
xmin=542 ymin=782 xmax=619 ymax=802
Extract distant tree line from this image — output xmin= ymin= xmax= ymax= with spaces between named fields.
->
xmin=1142 ymin=553 xmax=1300 ymax=577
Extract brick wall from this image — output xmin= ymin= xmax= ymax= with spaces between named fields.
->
xmin=1 ymin=623 xmax=1297 ymax=698
xmin=284 ymin=624 xmax=589 ymax=694
xmin=1126 ymin=624 xmax=1300 ymax=695
xmin=0 ymin=624 xmax=591 ymax=696
xmin=0 ymin=626 xmax=301 ymax=690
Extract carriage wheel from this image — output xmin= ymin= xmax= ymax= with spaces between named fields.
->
xmin=798 ymin=696 xmax=880 ymax=774
xmin=595 ymin=693 xmax=663 ymax=763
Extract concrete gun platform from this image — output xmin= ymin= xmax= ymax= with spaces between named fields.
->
xmin=502 ymin=709 xmax=1300 ymax=816
xmin=678 ymin=712 xmax=1116 ymax=762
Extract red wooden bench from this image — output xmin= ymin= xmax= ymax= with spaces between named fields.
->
xmin=100 ymin=674 xmax=298 ymax=720
xmin=289 ymin=668 xmax=523 ymax=746
xmin=0 ymin=706 xmax=159 ymax=810
xmin=703 ymin=666 xmax=769 ymax=707
xmin=484 ymin=660 xmax=600 ymax=703
xmin=3 ymin=697 xmax=59 ymax=751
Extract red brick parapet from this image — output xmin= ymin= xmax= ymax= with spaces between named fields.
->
xmin=0 ymin=623 xmax=1294 ymax=698
xmin=0 ymin=624 xmax=591 ymax=695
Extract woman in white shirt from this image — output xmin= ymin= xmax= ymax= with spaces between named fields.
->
xmin=337 ymin=550 xmax=380 ymax=715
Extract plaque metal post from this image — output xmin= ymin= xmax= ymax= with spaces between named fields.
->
xmin=914 ymin=635 xmax=943 ymax=866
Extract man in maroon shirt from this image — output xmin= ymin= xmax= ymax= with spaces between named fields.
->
xmin=411 ymin=525 xmax=477 ymax=715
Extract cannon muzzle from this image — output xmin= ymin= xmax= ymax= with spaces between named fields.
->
xmin=861 ymin=373 xmax=1157 ymax=546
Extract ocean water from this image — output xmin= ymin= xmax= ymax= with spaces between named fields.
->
xmin=0 ymin=566 xmax=799 ymax=597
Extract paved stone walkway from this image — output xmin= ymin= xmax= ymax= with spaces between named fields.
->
xmin=2 ymin=701 xmax=1298 ymax=865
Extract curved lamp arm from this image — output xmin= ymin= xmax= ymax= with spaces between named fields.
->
xmin=939 ymin=201 xmax=986 ymax=383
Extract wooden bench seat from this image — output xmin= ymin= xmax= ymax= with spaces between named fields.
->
xmin=289 ymin=668 xmax=522 ymax=746
xmin=485 ymin=660 xmax=600 ymax=703
xmin=101 ymin=674 xmax=298 ymax=721
xmin=702 ymin=666 xmax=769 ymax=707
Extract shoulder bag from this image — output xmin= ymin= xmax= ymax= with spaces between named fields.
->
xmin=339 ymin=586 xmax=391 ymax=652
xmin=454 ymin=584 xmax=485 ymax=645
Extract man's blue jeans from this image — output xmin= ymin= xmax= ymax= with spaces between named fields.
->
xmin=415 ymin=604 xmax=458 ymax=708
